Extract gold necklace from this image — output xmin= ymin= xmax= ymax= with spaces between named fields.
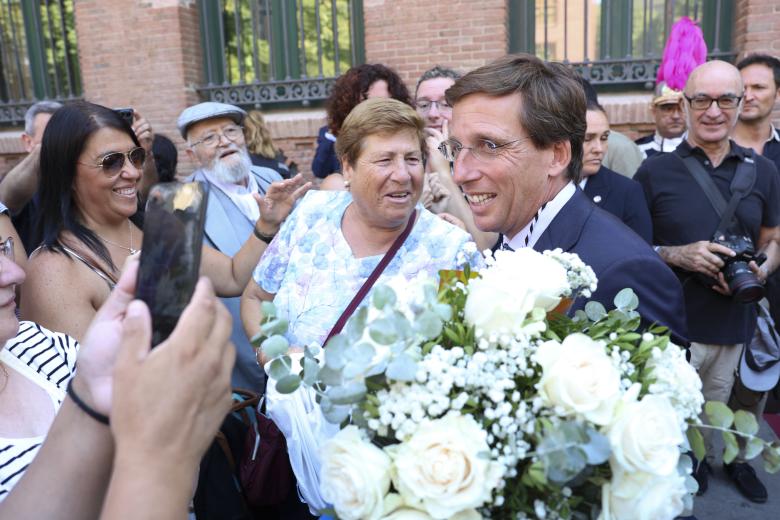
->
xmin=96 ymin=220 xmax=139 ymax=255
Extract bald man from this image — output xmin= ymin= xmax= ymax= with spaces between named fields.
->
xmin=636 ymin=60 xmax=780 ymax=503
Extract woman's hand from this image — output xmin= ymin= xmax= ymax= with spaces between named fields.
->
xmin=131 ymin=110 xmax=154 ymax=152
xmin=254 ymin=173 xmax=312 ymax=236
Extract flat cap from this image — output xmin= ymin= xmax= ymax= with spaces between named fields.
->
xmin=177 ymin=102 xmax=246 ymax=139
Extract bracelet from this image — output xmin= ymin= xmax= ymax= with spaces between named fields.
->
xmin=253 ymin=226 xmax=276 ymax=244
xmin=66 ymin=378 xmax=109 ymax=425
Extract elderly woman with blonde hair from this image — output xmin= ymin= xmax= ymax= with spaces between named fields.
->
xmin=241 ymin=97 xmax=481 ymax=515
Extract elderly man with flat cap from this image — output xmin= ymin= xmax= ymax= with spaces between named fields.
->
xmin=178 ymin=101 xmax=308 ymax=392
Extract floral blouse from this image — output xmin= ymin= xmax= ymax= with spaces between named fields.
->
xmin=254 ymin=190 xmax=481 ymax=348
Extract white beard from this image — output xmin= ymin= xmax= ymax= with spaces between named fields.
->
xmin=207 ymin=147 xmax=253 ymax=185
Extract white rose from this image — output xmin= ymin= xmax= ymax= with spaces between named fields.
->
xmin=320 ymin=426 xmax=392 ymax=520
xmin=535 ymin=334 xmax=621 ymax=425
xmin=600 ymin=468 xmax=686 ymax=520
xmin=465 ymin=249 xmax=569 ymax=334
xmin=381 ymin=507 xmax=482 ymax=520
xmin=390 ymin=413 xmax=502 ymax=519
xmin=607 ymin=386 xmax=684 ymax=476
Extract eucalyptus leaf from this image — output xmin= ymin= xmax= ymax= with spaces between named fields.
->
xmin=734 ymin=410 xmax=760 ymax=436
xmin=260 ymin=301 xmax=277 ymax=319
xmin=687 ymin=428 xmax=707 ymax=462
xmin=261 ymin=335 xmax=289 ymax=359
xmin=584 ymin=301 xmax=607 ymax=322
xmin=722 ymin=431 xmax=739 ymax=465
xmin=744 ymin=437 xmax=765 ymax=461
xmin=327 ymin=381 xmax=367 ymax=405
xmin=304 ymin=344 xmax=321 ymax=357
xmin=433 ymin=303 xmax=453 ymax=322
xmin=613 ymin=288 xmax=635 ymax=311
xmin=343 ymin=359 xmax=371 ymax=380
xmin=344 ymin=307 xmax=368 ymax=340
xmin=267 ymin=357 xmax=291 ymax=380
xmin=324 ymin=335 xmax=349 ymax=370
xmin=302 ymin=357 xmax=320 ymax=386
xmin=276 ymin=374 xmax=301 ymax=393
xmin=762 ymin=444 xmax=780 ymax=473
xmin=573 ymin=310 xmax=588 ymax=322
xmin=415 ymin=310 xmax=443 ymax=339
xmin=322 ymin=404 xmax=351 ymax=424
xmin=372 ymin=285 xmax=397 ymax=309
xmin=353 ymin=342 xmax=376 ymax=364
xmin=261 ymin=318 xmax=289 ymax=336
xmin=582 ymin=429 xmax=611 ymax=465
xmin=369 ymin=318 xmax=399 ymax=345
xmin=317 ymin=365 xmax=343 ymax=386
xmin=386 ymin=354 xmax=418 ymax=381
xmin=705 ymin=401 xmax=734 ymax=429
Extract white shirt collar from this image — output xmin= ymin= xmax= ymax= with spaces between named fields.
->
xmin=767 ymin=126 xmax=780 ymax=144
xmin=503 ymin=182 xmax=577 ymax=250
xmin=654 ymin=132 xmax=684 ymax=152
xmin=200 ymin=168 xmax=260 ymax=222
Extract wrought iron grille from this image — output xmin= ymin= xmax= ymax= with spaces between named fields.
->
xmin=509 ymin=0 xmax=735 ymax=88
xmin=197 ymin=0 xmax=364 ymax=108
xmin=0 ymin=0 xmax=81 ymax=125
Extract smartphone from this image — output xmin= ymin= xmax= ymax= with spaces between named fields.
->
xmin=135 ymin=182 xmax=209 ymax=346
xmin=114 ymin=107 xmax=134 ymax=126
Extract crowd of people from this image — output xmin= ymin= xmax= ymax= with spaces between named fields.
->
xmin=0 ymin=48 xmax=779 ymax=519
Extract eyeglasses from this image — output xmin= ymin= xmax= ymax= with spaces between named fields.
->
xmin=684 ymin=94 xmax=742 ymax=111
xmin=0 ymin=237 xmax=14 ymax=260
xmin=438 ymin=137 xmax=528 ymax=162
xmin=78 ymin=147 xmax=147 ymax=176
xmin=190 ymin=125 xmax=244 ymax=148
xmin=415 ymin=99 xmax=451 ymax=113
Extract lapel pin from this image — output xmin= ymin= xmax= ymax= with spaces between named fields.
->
xmin=593 ymin=195 xmax=602 ymax=203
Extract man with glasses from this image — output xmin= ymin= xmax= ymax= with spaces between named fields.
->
xmin=635 ymin=83 xmax=687 ymax=159
xmin=444 ymin=54 xmax=686 ymax=342
xmin=635 ymin=60 xmax=780 ymax=504
xmin=178 ymin=101 xmax=284 ymax=392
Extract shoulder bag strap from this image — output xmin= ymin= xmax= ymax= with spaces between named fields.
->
xmin=322 ymin=209 xmax=417 ymax=347
xmin=678 ymin=152 xmax=757 ymax=236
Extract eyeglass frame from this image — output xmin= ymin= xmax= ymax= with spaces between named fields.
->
xmin=0 ymin=237 xmax=14 ymax=260
xmin=415 ymin=99 xmax=452 ymax=113
xmin=77 ymin=147 xmax=147 ymax=176
xmin=683 ymin=94 xmax=743 ymax=111
xmin=189 ymin=125 xmax=245 ymax=148
xmin=438 ymin=137 xmax=528 ymax=162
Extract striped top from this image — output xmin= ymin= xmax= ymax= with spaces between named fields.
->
xmin=0 ymin=321 xmax=79 ymax=502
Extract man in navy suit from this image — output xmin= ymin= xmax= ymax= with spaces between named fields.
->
xmin=443 ymin=54 xmax=687 ymax=343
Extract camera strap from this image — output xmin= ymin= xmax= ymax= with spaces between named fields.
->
xmin=678 ymin=150 xmax=757 ymax=237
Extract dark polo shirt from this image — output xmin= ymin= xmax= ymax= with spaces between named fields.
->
xmin=635 ymin=140 xmax=780 ymax=344
xmin=761 ymin=126 xmax=780 ymax=173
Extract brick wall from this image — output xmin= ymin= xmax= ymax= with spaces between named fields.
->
xmin=74 ymin=0 xmax=203 ymax=173
xmin=362 ymin=0 xmax=507 ymax=85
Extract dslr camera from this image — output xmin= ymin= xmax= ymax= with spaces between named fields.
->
xmin=706 ymin=234 xmax=766 ymax=304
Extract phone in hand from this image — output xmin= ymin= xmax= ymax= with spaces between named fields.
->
xmin=135 ymin=181 xmax=209 ymax=346
xmin=114 ymin=107 xmax=134 ymax=126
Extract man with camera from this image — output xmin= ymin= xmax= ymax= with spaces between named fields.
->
xmin=635 ymin=60 xmax=780 ymax=504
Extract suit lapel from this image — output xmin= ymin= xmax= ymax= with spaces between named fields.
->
xmin=533 ymin=189 xmax=593 ymax=253
xmin=583 ymin=167 xmax=611 ymax=207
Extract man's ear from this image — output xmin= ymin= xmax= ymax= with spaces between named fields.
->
xmin=185 ymin=147 xmax=196 ymax=163
xmin=20 ymin=133 xmax=33 ymax=153
xmin=548 ymin=140 xmax=572 ymax=179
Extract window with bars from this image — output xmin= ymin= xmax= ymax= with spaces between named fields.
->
xmin=198 ymin=0 xmax=364 ymax=108
xmin=509 ymin=0 xmax=735 ymax=88
xmin=0 ymin=0 xmax=81 ymax=124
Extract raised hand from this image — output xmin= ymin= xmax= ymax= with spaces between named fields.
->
xmin=253 ymin=173 xmax=312 ymax=235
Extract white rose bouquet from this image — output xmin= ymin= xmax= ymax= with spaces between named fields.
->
xmin=255 ymin=248 xmax=780 ymax=520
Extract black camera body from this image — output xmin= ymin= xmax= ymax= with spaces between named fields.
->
xmin=709 ymin=233 xmax=765 ymax=303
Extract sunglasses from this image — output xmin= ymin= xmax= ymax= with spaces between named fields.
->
xmin=79 ymin=147 xmax=146 ymax=175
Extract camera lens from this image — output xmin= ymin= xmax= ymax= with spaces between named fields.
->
xmin=724 ymin=261 xmax=764 ymax=304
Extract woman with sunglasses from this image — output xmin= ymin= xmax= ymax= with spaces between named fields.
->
xmin=20 ymin=101 xmax=307 ymax=341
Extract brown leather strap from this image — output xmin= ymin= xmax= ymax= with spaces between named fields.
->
xmin=323 ymin=210 xmax=417 ymax=347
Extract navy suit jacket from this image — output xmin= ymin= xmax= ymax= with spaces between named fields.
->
xmin=533 ymin=189 xmax=688 ymax=344
xmin=583 ymin=166 xmax=653 ymax=243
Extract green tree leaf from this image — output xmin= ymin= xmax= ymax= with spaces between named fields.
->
xmin=704 ymin=401 xmax=734 ymax=429
xmin=744 ymin=437 xmax=765 ymax=461
xmin=722 ymin=431 xmax=739 ymax=464
xmin=734 ymin=410 xmax=760 ymax=436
